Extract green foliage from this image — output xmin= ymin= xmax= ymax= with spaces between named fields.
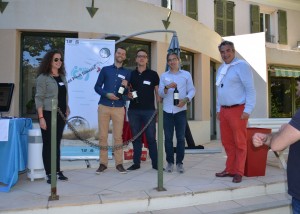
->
xmin=26 ymin=98 xmax=35 ymax=109
xmin=270 ymin=94 xmax=281 ymax=118
xmin=23 ymin=36 xmax=65 ymax=59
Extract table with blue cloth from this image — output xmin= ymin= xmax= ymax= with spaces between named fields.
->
xmin=0 ymin=118 xmax=32 ymax=192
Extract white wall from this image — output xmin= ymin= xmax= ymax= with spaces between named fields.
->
xmin=198 ymin=0 xmax=215 ymax=30
xmin=267 ymin=48 xmax=300 ymax=66
xmin=287 ymin=10 xmax=300 ymax=49
xmin=234 ymin=0 xmax=251 ymax=35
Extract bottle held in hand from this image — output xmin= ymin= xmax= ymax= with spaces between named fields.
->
xmin=173 ymin=87 xmax=179 ymax=106
xmin=117 ymin=83 xmax=125 ymax=99
xmin=131 ymin=88 xmax=139 ymax=104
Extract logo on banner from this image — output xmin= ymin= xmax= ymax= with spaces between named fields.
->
xmin=67 ymin=47 xmax=112 ymax=84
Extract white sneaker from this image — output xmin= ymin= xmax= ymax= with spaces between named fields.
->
xmin=165 ymin=163 xmax=174 ymax=173
xmin=176 ymin=164 xmax=184 ymax=173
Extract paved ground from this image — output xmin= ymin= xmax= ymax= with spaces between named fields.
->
xmin=0 ymin=141 xmax=290 ymax=214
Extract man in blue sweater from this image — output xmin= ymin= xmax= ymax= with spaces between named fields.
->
xmin=94 ymin=47 xmax=131 ymax=174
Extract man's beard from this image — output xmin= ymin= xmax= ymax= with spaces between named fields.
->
xmin=116 ymin=57 xmax=124 ymax=64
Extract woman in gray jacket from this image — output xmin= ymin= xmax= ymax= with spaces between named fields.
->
xmin=35 ymin=49 xmax=70 ymax=184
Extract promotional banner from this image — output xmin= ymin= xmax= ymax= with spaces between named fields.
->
xmin=64 ymin=38 xmax=115 ymax=134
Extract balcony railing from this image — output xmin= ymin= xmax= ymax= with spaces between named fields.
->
xmin=266 ymin=34 xmax=275 ymax=43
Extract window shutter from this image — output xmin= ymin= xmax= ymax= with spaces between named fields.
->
xmin=278 ymin=10 xmax=287 ymax=44
xmin=215 ymin=0 xmax=224 ymax=36
xmin=226 ymin=1 xmax=235 ymax=36
xmin=161 ymin=0 xmax=168 ymax=8
xmin=215 ymin=0 xmax=235 ymax=36
xmin=250 ymin=4 xmax=260 ymax=33
xmin=186 ymin=0 xmax=198 ymax=20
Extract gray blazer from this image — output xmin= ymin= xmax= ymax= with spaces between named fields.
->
xmin=35 ymin=74 xmax=68 ymax=111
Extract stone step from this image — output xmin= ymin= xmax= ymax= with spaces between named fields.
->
xmin=134 ymin=193 xmax=291 ymax=214
xmin=142 ymin=181 xmax=287 ymax=212
xmin=195 ymin=194 xmax=291 ymax=214
xmin=56 ymin=180 xmax=286 ymax=214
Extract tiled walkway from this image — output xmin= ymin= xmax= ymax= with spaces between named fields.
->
xmin=0 ymin=141 xmax=290 ymax=214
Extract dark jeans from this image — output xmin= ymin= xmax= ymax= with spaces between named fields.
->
xmin=293 ymin=197 xmax=300 ymax=214
xmin=41 ymin=110 xmax=66 ymax=175
xmin=128 ymin=109 xmax=157 ymax=168
xmin=163 ymin=110 xmax=186 ymax=165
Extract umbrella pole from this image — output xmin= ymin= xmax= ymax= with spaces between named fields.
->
xmin=156 ymin=102 xmax=166 ymax=191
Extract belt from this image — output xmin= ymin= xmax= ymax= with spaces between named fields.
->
xmin=221 ymin=104 xmax=244 ymax=109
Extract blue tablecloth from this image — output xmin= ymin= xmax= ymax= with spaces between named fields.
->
xmin=0 ymin=118 xmax=32 ymax=192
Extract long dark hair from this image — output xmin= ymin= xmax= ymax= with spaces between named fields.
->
xmin=37 ymin=49 xmax=66 ymax=76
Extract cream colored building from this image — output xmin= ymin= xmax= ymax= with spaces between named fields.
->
xmin=0 ymin=0 xmax=300 ymax=144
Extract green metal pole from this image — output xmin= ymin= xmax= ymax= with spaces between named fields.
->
xmin=157 ymin=102 xmax=166 ymax=191
xmin=49 ymin=99 xmax=59 ymax=201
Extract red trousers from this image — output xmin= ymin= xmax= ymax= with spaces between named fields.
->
xmin=220 ymin=105 xmax=248 ymax=176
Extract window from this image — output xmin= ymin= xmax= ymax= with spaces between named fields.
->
xmin=260 ymin=13 xmax=273 ymax=42
xmin=162 ymin=0 xmax=172 ymax=9
xmin=278 ymin=10 xmax=287 ymax=44
xmin=180 ymin=50 xmax=194 ymax=120
xmin=20 ymin=32 xmax=78 ymax=119
xmin=270 ymin=77 xmax=292 ymax=118
xmin=186 ymin=0 xmax=198 ymax=20
xmin=251 ymin=5 xmax=277 ymax=43
xmin=250 ymin=4 xmax=260 ymax=33
xmin=214 ymin=0 xmax=235 ymax=36
xmin=112 ymin=39 xmax=151 ymax=71
xmin=269 ymin=72 xmax=300 ymax=118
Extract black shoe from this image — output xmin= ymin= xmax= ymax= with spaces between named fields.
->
xmin=96 ymin=164 xmax=107 ymax=174
xmin=232 ymin=174 xmax=242 ymax=183
xmin=116 ymin=164 xmax=127 ymax=174
xmin=215 ymin=170 xmax=235 ymax=177
xmin=152 ymin=166 xmax=165 ymax=170
xmin=47 ymin=174 xmax=51 ymax=184
xmin=127 ymin=164 xmax=140 ymax=171
xmin=57 ymin=171 xmax=68 ymax=181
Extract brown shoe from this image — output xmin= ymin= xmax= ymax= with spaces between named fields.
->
xmin=96 ymin=164 xmax=107 ymax=174
xmin=232 ymin=174 xmax=242 ymax=183
xmin=215 ymin=170 xmax=235 ymax=177
xmin=116 ymin=164 xmax=127 ymax=174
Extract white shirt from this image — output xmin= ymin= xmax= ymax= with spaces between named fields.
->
xmin=158 ymin=69 xmax=196 ymax=114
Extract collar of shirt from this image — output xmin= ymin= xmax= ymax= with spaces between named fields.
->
xmin=167 ymin=69 xmax=182 ymax=74
xmin=112 ymin=64 xmax=125 ymax=70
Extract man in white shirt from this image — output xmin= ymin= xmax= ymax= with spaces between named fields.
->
xmin=158 ymin=53 xmax=195 ymax=173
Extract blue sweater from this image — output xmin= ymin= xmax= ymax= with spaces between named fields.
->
xmin=94 ymin=64 xmax=131 ymax=107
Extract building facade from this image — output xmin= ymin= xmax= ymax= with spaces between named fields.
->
xmin=0 ymin=0 xmax=300 ymax=144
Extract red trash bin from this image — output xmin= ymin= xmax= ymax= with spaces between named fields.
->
xmin=244 ymin=127 xmax=272 ymax=177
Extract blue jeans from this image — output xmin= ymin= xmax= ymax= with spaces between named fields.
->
xmin=128 ymin=109 xmax=157 ymax=167
xmin=163 ymin=110 xmax=186 ymax=165
xmin=293 ymin=197 xmax=300 ymax=214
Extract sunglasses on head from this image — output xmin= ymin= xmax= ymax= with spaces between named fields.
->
xmin=53 ymin=58 xmax=63 ymax=62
